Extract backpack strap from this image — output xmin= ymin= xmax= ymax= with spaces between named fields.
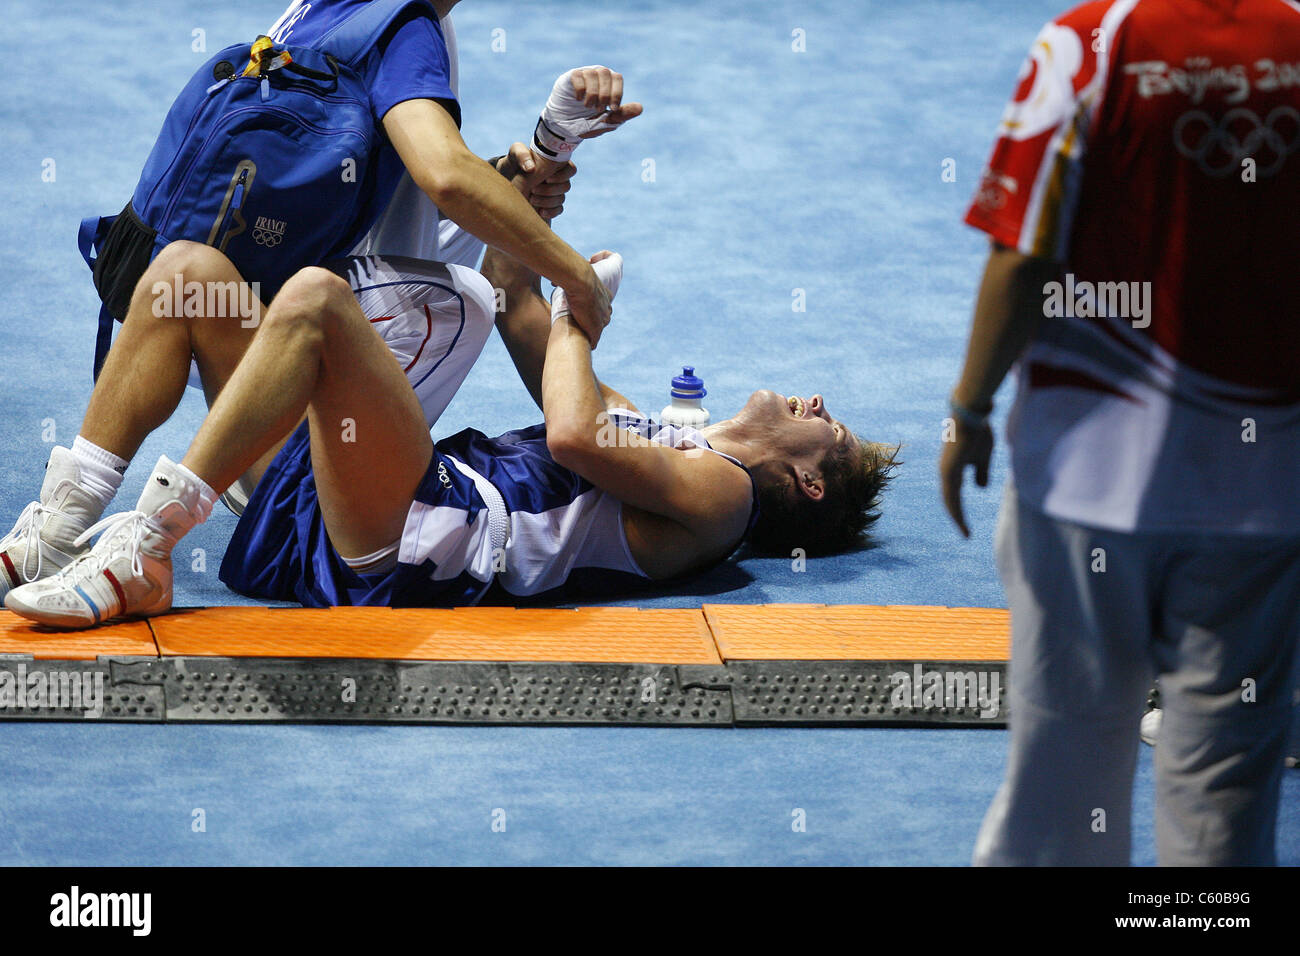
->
xmin=316 ymin=0 xmax=438 ymax=66
xmin=91 ymin=302 xmax=115 ymax=382
xmin=78 ymin=214 xmax=119 ymax=382
xmin=77 ymin=213 xmax=111 ymax=272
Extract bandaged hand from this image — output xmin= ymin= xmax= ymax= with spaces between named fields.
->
xmin=532 ymin=66 xmax=643 ymax=164
xmin=552 ymin=251 xmax=623 ymax=327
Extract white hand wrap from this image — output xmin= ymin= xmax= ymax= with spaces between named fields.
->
xmin=550 ymin=287 xmax=571 ymax=324
xmin=532 ymin=67 xmax=622 ymax=163
xmin=551 ymin=253 xmax=624 ymax=323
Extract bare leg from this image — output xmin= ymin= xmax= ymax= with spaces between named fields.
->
xmin=483 ymin=245 xmax=622 ymax=414
xmin=181 ymin=267 xmax=432 ymax=558
xmin=80 ymin=241 xmax=263 ymax=461
xmin=481 ymin=245 xmax=554 ymax=412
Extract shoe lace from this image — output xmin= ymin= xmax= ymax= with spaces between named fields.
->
xmin=4 ymin=501 xmax=53 ymax=582
xmin=61 ymin=511 xmax=150 ymax=586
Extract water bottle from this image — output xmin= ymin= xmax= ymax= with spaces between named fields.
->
xmin=660 ymin=366 xmax=710 ymax=428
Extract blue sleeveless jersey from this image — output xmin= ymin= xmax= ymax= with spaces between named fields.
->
xmin=220 ymin=412 xmax=758 ymax=607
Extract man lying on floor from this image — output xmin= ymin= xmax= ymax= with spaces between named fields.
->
xmin=0 ymin=63 xmax=632 ymax=599
xmin=4 ymin=235 xmax=897 ymax=627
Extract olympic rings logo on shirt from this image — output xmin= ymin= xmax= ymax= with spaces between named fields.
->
xmin=253 ymin=227 xmax=284 ymax=247
xmin=1173 ymin=106 xmax=1300 ymax=178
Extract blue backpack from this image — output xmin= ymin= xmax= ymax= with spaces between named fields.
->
xmin=78 ymin=0 xmax=435 ymax=378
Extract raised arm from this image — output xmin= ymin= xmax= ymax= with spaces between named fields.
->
xmin=475 ymin=64 xmax=644 ymax=395
xmin=383 ymin=98 xmax=610 ymax=345
xmin=541 ymin=311 xmax=750 ymax=556
xmin=483 ymin=245 xmax=639 ymax=413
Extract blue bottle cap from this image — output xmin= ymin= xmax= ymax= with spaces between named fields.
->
xmin=671 ymin=366 xmax=706 ymax=400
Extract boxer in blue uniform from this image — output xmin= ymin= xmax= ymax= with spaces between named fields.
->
xmin=6 ymin=239 xmax=897 ymax=626
xmin=0 ymin=6 xmax=639 ymax=598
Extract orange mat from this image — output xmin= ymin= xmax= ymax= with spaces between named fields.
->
xmin=148 ymin=605 xmax=723 ymax=664
xmin=703 ymin=604 xmax=1010 ymax=661
xmin=0 ymin=613 xmax=157 ymax=660
xmin=0 ymin=604 xmax=1010 ymax=664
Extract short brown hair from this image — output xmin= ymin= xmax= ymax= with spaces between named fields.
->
xmin=748 ymin=438 xmax=900 ymax=556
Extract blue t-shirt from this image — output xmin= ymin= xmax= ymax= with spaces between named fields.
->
xmin=267 ymin=0 xmax=460 ymax=127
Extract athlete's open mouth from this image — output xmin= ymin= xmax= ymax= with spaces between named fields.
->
xmin=787 ymin=395 xmax=806 ymax=418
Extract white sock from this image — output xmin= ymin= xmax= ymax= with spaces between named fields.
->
xmin=72 ymin=435 xmax=129 ymax=474
xmin=172 ymin=461 xmax=219 ymax=522
xmin=134 ymin=456 xmax=217 ymax=555
xmin=67 ymin=437 xmax=126 ymax=510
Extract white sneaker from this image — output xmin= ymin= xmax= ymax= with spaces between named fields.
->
xmin=0 ymin=447 xmax=103 ymax=597
xmin=1140 ymin=707 xmax=1162 ymax=747
xmin=5 ymin=456 xmax=209 ymax=629
xmin=5 ymin=512 xmax=174 ymax=628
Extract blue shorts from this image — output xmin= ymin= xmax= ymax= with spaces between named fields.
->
xmin=218 ymin=421 xmax=490 ymax=608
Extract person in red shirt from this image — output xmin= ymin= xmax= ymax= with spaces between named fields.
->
xmin=943 ymin=0 xmax=1300 ymax=865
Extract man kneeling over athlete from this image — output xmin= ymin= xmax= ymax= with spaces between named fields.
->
xmin=5 ymin=240 xmax=897 ymax=626
xmin=0 ymin=63 xmax=637 ymax=596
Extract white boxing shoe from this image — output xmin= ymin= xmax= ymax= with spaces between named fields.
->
xmin=5 ymin=456 xmax=209 ymax=629
xmin=1140 ymin=683 xmax=1162 ymax=747
xmin=5 ymin=512 xmax=174 ymax=628
xmin=551 ymin=251 xmax=623 ymax=322
xmin=0 ymin=447 xmax=103 ymax=598
xmin=1140 ymin=707 xmax=1162 ymax=747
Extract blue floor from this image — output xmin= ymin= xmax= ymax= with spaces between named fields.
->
xmin=0 ymin=725 xmax=1127 ymax=866
xmin=0 ymin=0 xmax=1296 ymax=865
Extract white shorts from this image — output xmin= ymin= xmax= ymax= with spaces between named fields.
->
xmin=189 ymin=246 xmax=494 ymax=414
xmin=334 ymin=254 xmax=495 ymax=425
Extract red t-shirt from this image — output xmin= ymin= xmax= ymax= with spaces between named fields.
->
xmin=969 ymin=0 xmax=1300 ymax=398
xmin=966 ymin=0 xmax=1300 ymax=533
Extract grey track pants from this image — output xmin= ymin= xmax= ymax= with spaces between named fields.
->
xmin=974 ymin=485 xmax=1300 ymax=866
